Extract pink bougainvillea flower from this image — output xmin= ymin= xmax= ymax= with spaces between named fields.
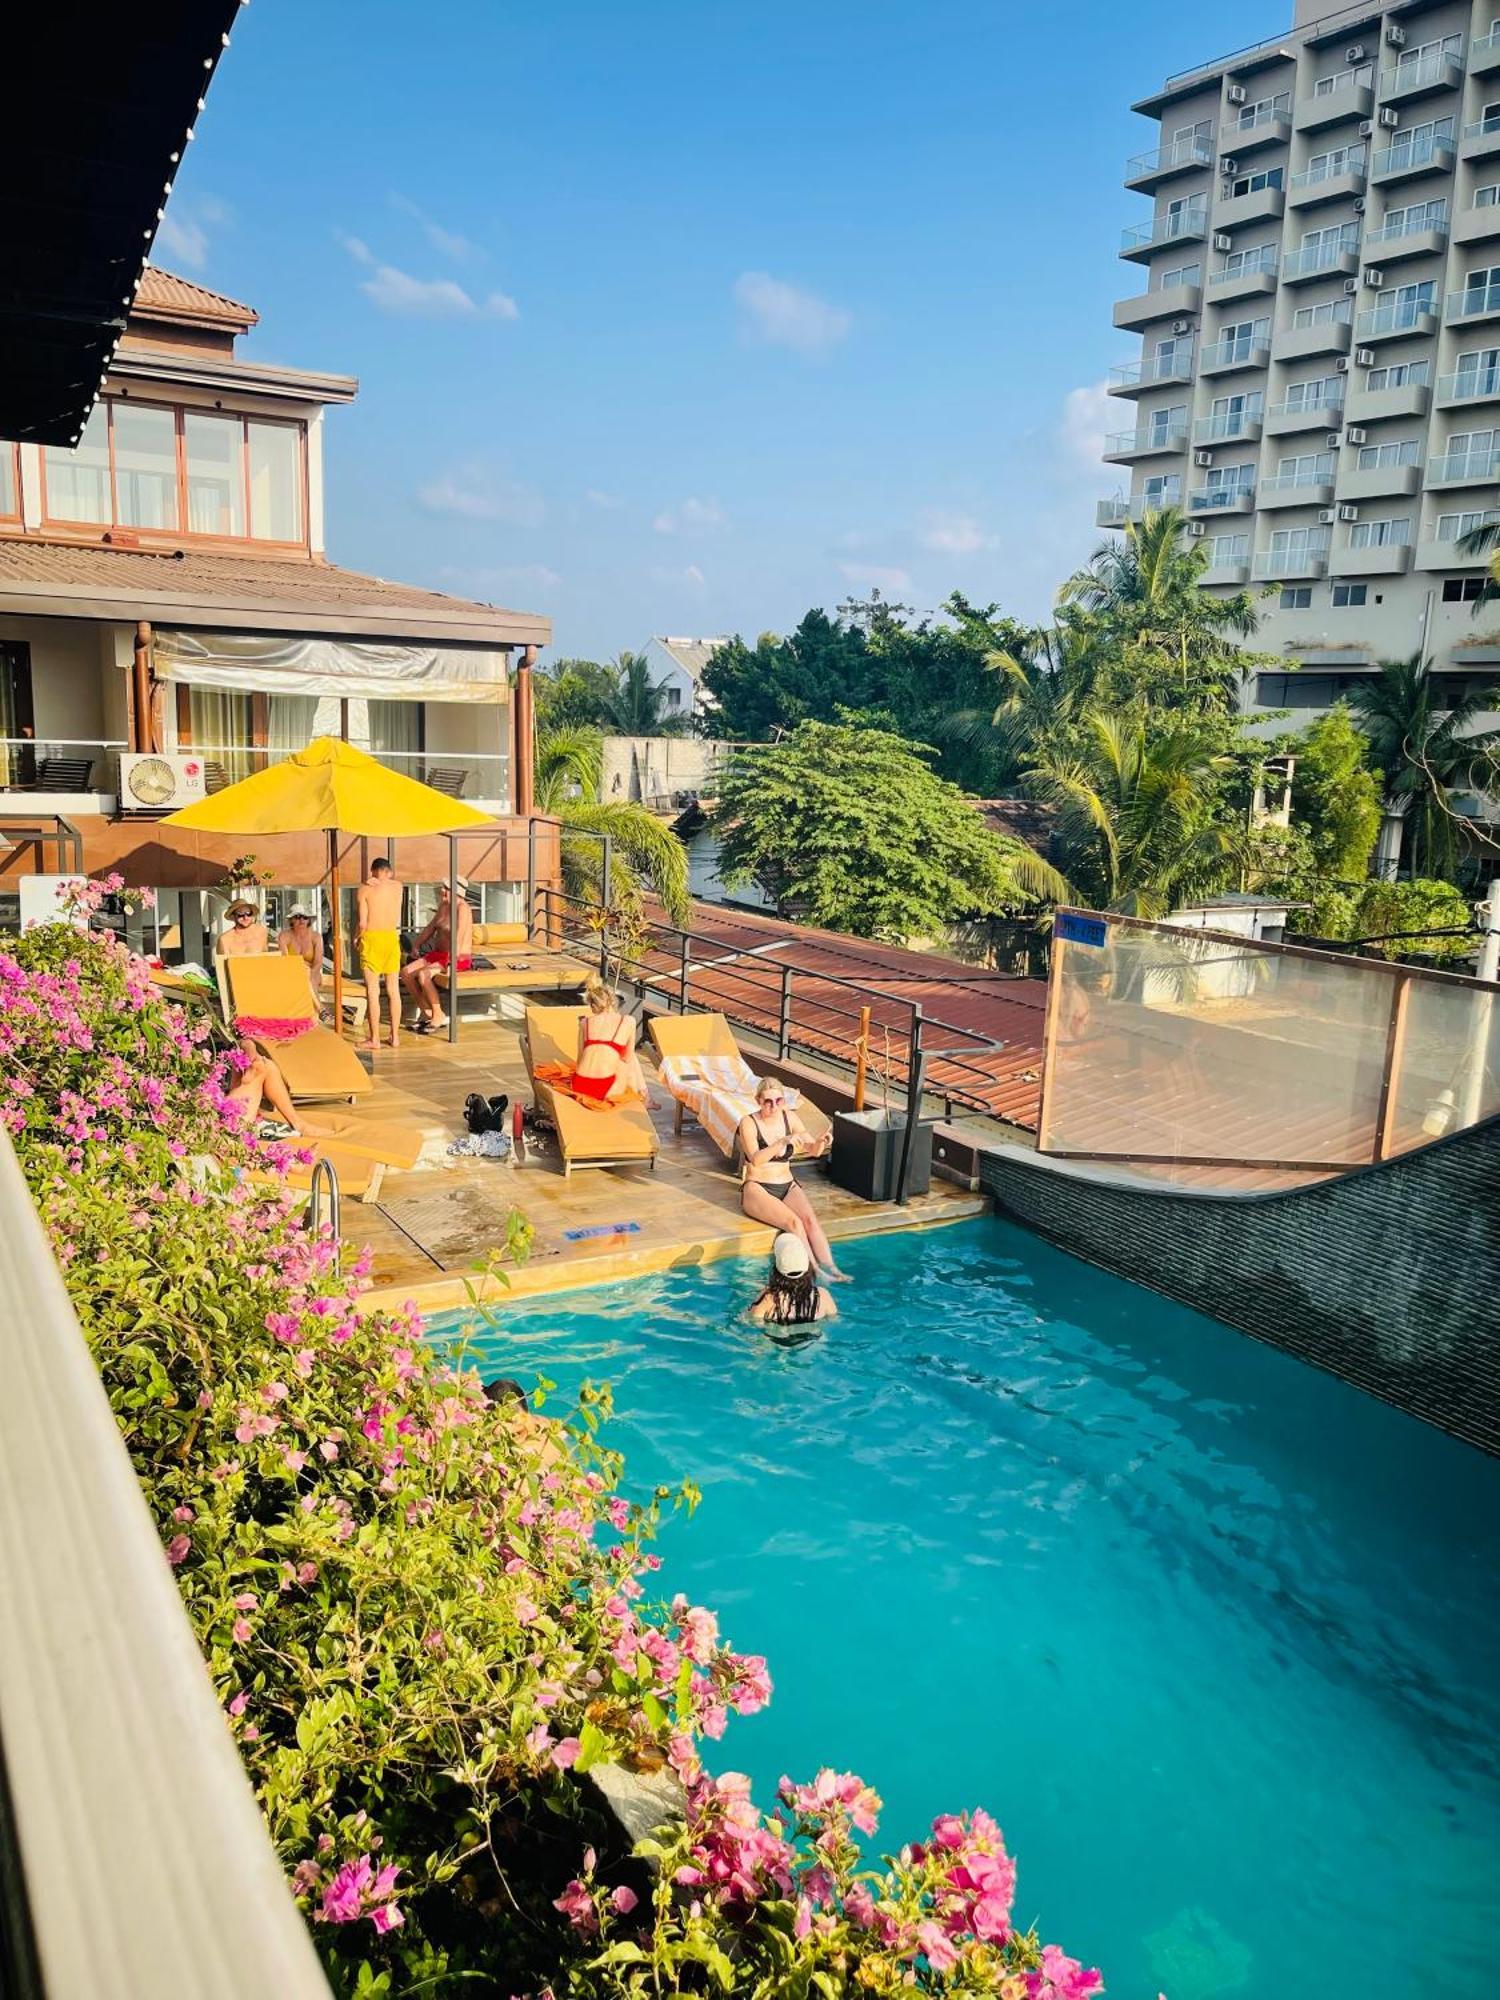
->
xmin=550 ymin=1737 xmax=581 ymax=1770
xmin=553 ymin=1879 xmax=596 ymax=1935
xmin=165 ymin=1535 xmax=190 ymax=1567
xmin=1027 ymin=1945 xmax=1104 ymax=1999
xmin=610 ymin=1885 xmax=638 ymax=1915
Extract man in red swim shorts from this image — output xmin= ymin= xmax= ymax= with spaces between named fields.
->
xmin=400 ymin=879 xmax=475 ymax=1032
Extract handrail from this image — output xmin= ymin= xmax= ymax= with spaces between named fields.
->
xmin=306 ymin=1157 xmax=341 ymax=1246
xmin=0 ymin=1128 xmax=329 ymax=1997
xmin=0 ymin=815 xmax=83 ymax=874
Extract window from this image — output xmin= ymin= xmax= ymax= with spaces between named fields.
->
xmin=1145 ymin=403 xmax=1187 ymax=443
xmin=1348 ymin=517 xmax=1410 ymax=547
xmin=1284 ymin=375 xmax=1340 ymax=410
xmin=1436 ymin=508 xmax=1500 ymax=540
xmin=1313 ymin=64 xmax=1372 ymax=97
xmin=1205 ymin=461 xmax=1255 ymax=495
xmin=1384 ymin=114 xmax=1455 ymax=171
xmin=1442 ymin=427 xmax=1500 ymax=478
xmin=1236 ymin=90 xmax=1291 ymax=128
xmin=1459 ymin=266 xmax=1500 ymax=315
xmin=0 ymin=445 xmax=18 ymax=521
xmin=1380 ymin=197 xmax=1446 ymax=235
xmin=1302 ymin=221 xmax=1359 ymax=257
xmin=1480 ymin=100 xmax=1500 ymax=136
xmin=1157 ymin=260 xmax=1202 ymax=289
xmin=1305 ymin=144 xmax=1366 ymax=182
xmin=1209 ymin=532 xmax=1249 ymax=562
xmin=1222 ymin=244 xmax=1277 ymax=276
xmin=1270 ymin=526 xmax=1330 ymax=559
xmin=0 ymin=641 xmax=35 ymax=787
xmin=1357 ymin=438 xmax=1421 ymax=468
xmin=1443 ymin=576 xmax=1489 ymax=602
xmin=41 ymin=401 xmax=307 ymax=545
xmin=1257 ymin=672 xmax=1370 ymax=707
xmin=1276 ymin=450 xmax=1336 ymax=481
xmin=1230 ymin=166 xmax=1284 ymax=197
xmin=1331 ymin=583 xmax=1369 ymax=606
xmin=1392 ymin=31 xmax=1462 ymax=76
xmin=1142 ymin=473 xmax=1182 ymax=504
xmin=1163 ymin=195 xmax=1207 ymax=237
xmin=1151 ymin=335 xmax=1193 ymax=374
xmin=1292 ymin=299 xmax=1353 ymax=329
xmin=1279 ymin=585 xmax=1313 ymax=609
xmin=1172 ymin=118 xmax=1213 ymax=147
xmin=1367 ymin=358 xmax=1431 ymax=389
xmin=1477 ymin=184 xmax=1500 ymax=211
xmin=1454 ymin=346 xmax=1500 ymax=397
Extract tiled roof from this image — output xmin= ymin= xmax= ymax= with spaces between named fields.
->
xmin=0 ymin=539 xmax=549 ymax=647
xmin=977 ymin=797 xmax=1058 ymax=859
xmin=652 ymin=636 xmax=728 ymax=683
xmin=132 ymin=264 xmax=258 ymax=332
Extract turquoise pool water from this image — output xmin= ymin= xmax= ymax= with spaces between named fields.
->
xmin=428 ymin=1220 xmax=1500 ymax=1999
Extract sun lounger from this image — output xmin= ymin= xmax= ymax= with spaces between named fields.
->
xmin=221 ymin=953 xmax=372 ymax=1102
xmin=431 ymin=922 xmax=589 ymax=1000
xmin=305 ymin=1116 xmax=425 ymax=1171
xmin=521 ymin=1003 xmax=658 ymax=1177
xmin=647 ymin=1011 xmax=830 ymax=1159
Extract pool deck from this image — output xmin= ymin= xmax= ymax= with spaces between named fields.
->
xmin=325 ymin=1017 xmax=987 ymax=1313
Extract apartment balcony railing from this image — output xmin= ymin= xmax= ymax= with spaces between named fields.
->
xmin=1096 ymin=493 xmax=1178 ymax=528
xmin=1227 ymin=102 xmax=1293 ymax=150
xmin=1119 ymin=209 xmax=1208 ymax=259
xmin=1437 ymin=365 xmax=1500 ymax=405
xmin=1295 ymin=68 xmax=1374 ymax=131
xmin=1199 ymin=335 xmax=1272 ymax=375
xmin=1192 ymin=411 xmax=1263 ymax=443
xmin=1289 ymin=151 xmax=1368 ymax=202
xmin=1446 ymin=281 xmax=1500 ymax=325
xmin=1455 ymin=200 xmax=1500 ymax=246
xmin=1360 ymin=215 xmax=1449 ymax=258
xmin=1253 ymin=542 xmax=1332 ymax=579
xmin=1372 ymin=134 xmax=1456 ymax=180
xmin=1096 ymin=496 xmax=1132 ymax=528
xmin=185 ymin=745 xmax=510 ymax=802
xmin=1125 ymin=134 xmax=1215 ymax=187
xmin=1281 ymin=242 xmax=1358 ymax=281
xmin=1108 ymin=351 xmax=1195 ymax=395
xmin=1258 ymin=471 xmax=1337 ymax=497
xmin=1357 ymin=299 xmax=1439 ymax=340
xmin=1266 ymin=392 xmax=1345 ymax=432
xmin=1102 ymin=425 xmax=1190 ymax=460
xmin=1188 ymin=485 xmax=1255 ymax=513
xmin=1473 ymin=23 xmax=1500 ymax=72
xmin=1427 ymin=446 xmax=1500 ymax=486
xmin=1461 ymin=114 xmax=1500 ymax=161
xmin=1379 ymin=50 xmax=1464 ymax=100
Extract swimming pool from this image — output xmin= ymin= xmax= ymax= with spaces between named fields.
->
xmin=427 ymin=1219 xmax=1500 ymax=1998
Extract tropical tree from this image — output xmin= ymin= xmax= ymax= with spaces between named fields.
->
xmin=535 ymin=725 xmax=691 ymax=925
xmin=1025 ymin=709 xmax=1242 ymax=916
xmin=711 ymin=721 xmax=1066 ymax=942
xmin=533 ymin=657 xmax=616 ymax=731
xmin=598 ymin=649 xmax=688 ymax=736
xmin=1346 ymin=654 xmax=1500 ymax=880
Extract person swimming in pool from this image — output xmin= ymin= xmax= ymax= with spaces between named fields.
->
xmin=737 ymin=1074 xmax=847 ymax=1281
xmin=748 ymin=1230 xmax=837 ymax=1328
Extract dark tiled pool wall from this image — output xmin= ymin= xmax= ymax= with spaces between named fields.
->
xmin=980 ymin=1118 xmax=1500 ymax=1456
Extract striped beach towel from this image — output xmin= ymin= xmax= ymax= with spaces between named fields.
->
xmin=657 ymin=1053 xmax=802 ymax=1159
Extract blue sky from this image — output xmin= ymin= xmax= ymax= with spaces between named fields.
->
xmin=160 ymin=0 xmax=1286 ymax=660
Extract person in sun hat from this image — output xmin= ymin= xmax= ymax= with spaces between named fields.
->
xmin=277 ymin=906 xmax=324 ymax=1008
xmin=400 ymin=877 xmax=475 ymax=1033
xmin=215 ymin=899 xmax=269 ymax=958
xmin=747 ymin=1230 xmax=837 ymax=1328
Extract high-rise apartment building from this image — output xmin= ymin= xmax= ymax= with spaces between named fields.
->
xmin=1109 ymin=0 xmax=1500 ymax=722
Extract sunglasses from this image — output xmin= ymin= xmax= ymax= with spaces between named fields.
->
xmin=232 ymin=912 xmax=255 ymax=924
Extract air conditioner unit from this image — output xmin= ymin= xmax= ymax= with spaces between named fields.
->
xmin=1344 ymin=277 xmax=1361 ymax=293
xmin=1213 ymin=232 xmax=1234 ymax=251
xmin=117 ymin=753 xmax=208 ymax=813
xmin=1187 ymin=520 xmax=1207 ymax=536
xmin=1355 ymin=347 xmax=1375 ymax=365
xmin=1318 ymin=508 xmax=1337 ymax=523
xmin=1336 ymin=356 xmax=1351 ymax=371
xmin=1379 ymin=106 xmax=1399 ymax=127
xmin=1365 ymin=267 xmax=1385 ymax=287
xmin=1385 ymin=24 xmax=1405 ymax=45
xmin=1346 ymin=426 xmax=1368 ymax=443
xmin=1326 ymin=431 xmax=1343 ymax=448
xmin=1345 ymin=43 xmax=1367 ymax=61
xmin=1228 ymin=83 xmax=1247 ymax=103
xmin=1338 ymin=503 xmax=1359 ymax=521
xmin=1219 ymin=155 xmax=1240 ymax=175
xmin=1172 ymin=318 xmax=1193 ymax=335
xmin=1359 ymin=118 xmax=1375 ymax=135
xmin=1353 ymin=197 xmax=1366 ymax=213
xmin=1194 ymin=449 xmax=1215 ymax=466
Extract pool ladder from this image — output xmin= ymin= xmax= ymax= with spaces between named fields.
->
xmin=305 ymin=1157 xmax=341 ymax=1248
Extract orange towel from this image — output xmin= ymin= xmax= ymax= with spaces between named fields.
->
xmin=533 ymin=1060 xmax=644 ymax=1113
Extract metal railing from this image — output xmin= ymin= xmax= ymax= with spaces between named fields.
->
xmin=1474 ymin=25 xmax=1500 ymax=62
xmin=1358 ymin=300 xmax=1435 ymax=336
xmin=1429 ymin=446 xmax=1500 ymax=483
xmin=1440 ymin=365 xmax=1500 ymax=401
xmin=1447 ymin=282 xmax=1500 ymax=322
xmin=1253 ymin=541 xmax=1331 ymax=578
xmin=1211 ymin=248 xmax=1278 ymax=284
xmin=1126 ymin=134 xmax=1215 ymax=178
xmin=1292 ymin=149 xmax=1367 ymax=188
xmin=1380 ymin=50 xmax=1464 ymax=95
xmin=184 ymin=743 xmax=509 ymax=801
xmin=1308 ymin=65 xmax=1373 ymax=100
xmin=1200 ymin=336 xmax=1271 ymax=370
xmin=1108 ymin=352 xmax=1194 ymax=391
xmin=1258 ymin=469 xmax=1335 ymax=494
xmin=1231 ymin=99 xmax=1290 ymax=132
xmin=1282 ymin=242 xmax=1355 ymax=278
xmin=1188 ymin=484 xmax=1254 ymax=510
xmin=0 ymin=738 xmax=125 ymax=793
xmin=1363 ymin=212 xmax=1447 ymax=246
xmin=1120 ymin=209 xmax=1207 ymax=253
xmin=1374 ymin=134 xmax=1455 ymax=175
xmin=1104 ymin=425 xmax=1190 ymax=455
xmin=0 ymin=1128 xmax=329 ymax=1996
xmin=1192 ymin=411 xmax=1262 ymax=442
xmin=1268 ymin=390 xmax=1345 ymax=419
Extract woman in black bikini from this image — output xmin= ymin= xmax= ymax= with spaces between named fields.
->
xmin=737 ymin=1075 xmax=846 ymax=1281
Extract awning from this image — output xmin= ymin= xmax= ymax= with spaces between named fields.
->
xmin=152 ymin=628 xmax=509 ymax=703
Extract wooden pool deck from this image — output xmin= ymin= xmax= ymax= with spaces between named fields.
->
xmin=324 ymin=1017 xmax=987 ymax=1313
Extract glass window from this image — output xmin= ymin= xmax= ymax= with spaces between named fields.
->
xmin=1348 ymin=517 xmax=1410 ymax=548
xmin=1443 ymin=577 xmax=1488 ymax=602
xmin=1436 ymin=508 xmax=1500 ymax=540
xmin=185 ymin=413 xmax=246 ymax=537
xmin=1279 ymin=586 xmax=1313 ymax=609
xmin=1292 ymin=299 xmax=1353 ymax=329
xmin=1209 ymin=532 xmax=1249 ymax=561
xmin=1231 ymin=166 xmax=1284 ymax=196
xmin=1367 ymin=359 xmax=1430 ymax=390
xmin=0 ymin=447 xmax=17 ymax=519
xmin=1357 ymin=439 xmax=1421 ymax=468
xmin=112 ymin=404 xmax=179 ymax=530
xmin=1157 ymin=260 xmax=1202 ymax=289
xmin=1331 ymin=583 xmax=1368 ymax=606
xmin=1477 ymin=183 xmax=1500 ymax=211
xmin=45 ymin=406 xmax=112 ymax=523
xmin=247 ymin=424 xmax=302 ymax=542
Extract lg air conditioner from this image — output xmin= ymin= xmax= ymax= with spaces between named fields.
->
xmin=1345 ymin=43 xmax=1367 ymax=61
xmin=1338 ymin=504 xmax=1359 ymax=521
xmin=1318 ymin=508 xmax=1337 ymax=524
xmin=1359 ymin=118 xmax=1375 ymax=135
xmin=1355 ymin=347 xmax=1375 ymax=365
xmin=1379 ymin=107 xmax=1399 ymax=127
xmin=117 ymin=753 xmax=208 ymax=813
xmin=1228 ymin=83 xmax=1248 ymax=104
xmin=1346 ymin=426 xmax=1368 ymax=443
xmin=1336 ymin=357 xmax=1351 ymax=371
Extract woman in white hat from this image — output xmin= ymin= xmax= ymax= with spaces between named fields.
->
xmin=747 ymin=1231 xmax=837 ymax=1328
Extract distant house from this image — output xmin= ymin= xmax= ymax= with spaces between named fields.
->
xmin=640 ymin=634 xmax=728 ymax=720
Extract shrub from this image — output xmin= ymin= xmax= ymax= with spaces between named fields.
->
xmin=1 ymin=908 xmax=1099 ymax=1998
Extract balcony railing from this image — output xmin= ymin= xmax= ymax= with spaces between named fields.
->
xmin=1357 ymin=299 xmax=1435 ymax=336
xmin=1379 ymin=50 xmax=1464 ymax=95
xmin=1108 ymin=351 xmax=1194 ymax=391
xmin=0 ymin=737 xmax=125 ymax=793
xmin=1200 ymin=336 xmax=1271 ymax=370
xmin=1374 ymin=134 xmax=1456 ymax=175
xmin=1440 ymin=365 xmax=1500 ymax=401
xmin=1362 ymin=213 xmax=1447 ymax=248
xmin=1291 ymin=149 xmax=1367 ymax=188
xmin=1103 ymin=426 xmax=1190 ymax=457
xmin=1192 ymin=411 xmax=1263 ymax=442
xmin=1259 ymin=470 xmax=1336 ymax=494
xmin=1231 ymin=99 xmax=1290 ymax=132
xmin=1253 ymin=541 xmax=1331 ymax=577
xmin=1447 ymin=281 xmax=1500 ymax=322
xmin=1268 ymin=391 xmax=1345 ymax=419
xmin=1309 ymin=65 xmax=1373 ymax=100
xmin=1188 ymin=485 xmax=1255 ymax=510
xmin=1282 ymin=242 xmax=1356 ymax=278
xmin=1120 ymin=208 xmax=1208 ymax=254
xmin=1210 ymin=251 xmax=1278 ymax=285
xmin=184 ymin=744 xmax=510 ymax=801
xmin=1126 ymin=134 xmax=1215 ymax=179
xmin=1429 ymin=446 xmax=1500 ymax=483
xmin=1463 ymin=115 xmax=1500 ymax=145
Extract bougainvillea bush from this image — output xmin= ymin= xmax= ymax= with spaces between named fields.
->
xmin=1 ymin=903 xmax=1101 ymax=2000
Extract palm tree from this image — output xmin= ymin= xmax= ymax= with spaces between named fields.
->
xmin=534 ymin=725 xmax=691 ymax=926
xmin=1346 ymin=653 xmax=1500 ymax=881
xmin=1024 ymin=708 xmax=1242 ymax=916
xmin=598 ymin=651 xmax=687 ymax=736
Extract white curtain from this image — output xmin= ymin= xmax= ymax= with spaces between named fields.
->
xmin=267 ymin=695 xmax=318 ymax=757
xmin=186 ymin=689 xmax=253 ymax=781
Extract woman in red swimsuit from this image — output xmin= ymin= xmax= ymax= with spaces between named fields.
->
xmin=572 ymin=975 xmax=646 ymax=1103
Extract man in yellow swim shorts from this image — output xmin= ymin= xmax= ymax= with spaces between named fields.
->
xmin=356 ymin=857 xmax=404 ymax=1050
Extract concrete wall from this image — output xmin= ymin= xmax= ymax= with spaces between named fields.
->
xmin=601 ymin=735 xmax=728 ymax=803
xmin=980 ymin=1117 xmax=1500 ymax=1454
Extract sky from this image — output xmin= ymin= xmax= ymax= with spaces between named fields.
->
xmin=159 ymin=0 xmax=1288 ymax=661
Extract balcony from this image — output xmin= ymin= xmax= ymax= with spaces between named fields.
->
xmin=1188 ymin=485 xmax=1255 ymax=514
xmin=1288 ymin=159 xmax=1368 ymax=209
xmin=1258 ymin=472 xmax=1336 ymax=509
xmin=1338 ymin=461 xmax=1421 ymax=501
xmin=1272 ymin=316 xmax=1353 ymax=363
xmin=1372 ymin=135 xmax=1456 ymax=183
xmin=1265 ymin=393 xmax=1345 ymax=434
xmin=1436 ymin=365 xmax=1500 ymax=408
xmin=1253 ymin=543 xmax=1331 ymax=579
xmin=1215 ymin=184 xmax=1286 ymax=230
xmin=1378 ymin=51 xmax=1464 ymax=103
xmin=1125 ymin=133 xmax=1216 ymax=190
xmin=0 ymin=737 xmax=124 ymax=811
xmin=1201 ymin=555 xmax=1252 ymax=585
xmin=1295 ymin=75 xmax=1374 ymax=132
xmin=1199 ymin=334 xmax=1272 ymax=377
xmin=1330 ymin=537 xmax=1415 ymax=576
xmin=1427 ymin=445 xmax=1500 ymax=488
xmin=1225 ymin=107 xmax=1292 ymax=154
xmin=1281 ymin=243 xmax=1358 ymax=284
xmin=1358 ymin=218 xmax=1448 ymax=263
xmin=1102 ymin=424 xmax=1190 ymax=462
xmin=182 ymin=743 xmax=511 ymax=808
xmin=1192 ymin=411 xmax=1263 ymax=445
xmin=1113 ymin=279 xmax=1202 ymax=330
xmin=1473 ymin=24 xmax=1500 ymax=74
xmin=1356 ymin=300 xmax=1439 ymax=342
xmin=1345 ymin=379 xmax=1431 ymax=422
xmin=1462 ymin=115 xmax=1500 ymax=164
xmin=1096 ymin=495 xmax=1134 ymax=528
xmin=1447 ymin=279 xmax=1500 ymax=327
xmin=1454 ymin=201 xmax=1500 ymax=248
xmin=1208 ymin=258 xmax=1278 ymax=302
xmin=1120 ymin=208 xmax=1208 ymax=261
xmin=1108 ymin=352 xmax=1195 ymax=398
xmin=1416 ymin=533 xmax=1495 ymax=570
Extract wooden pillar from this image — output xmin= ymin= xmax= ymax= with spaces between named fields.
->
xmin=513 ymin=645 xmax=536 ymax=818
xmin=131 ymin=621 xmax=154 ymax=754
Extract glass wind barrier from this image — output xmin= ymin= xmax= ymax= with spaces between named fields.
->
xmin=1039 ymin=913 xmax=1500 ymax=1185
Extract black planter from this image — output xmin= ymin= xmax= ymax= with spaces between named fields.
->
xmin=829 ymin=1109 xmax=934 ymax=1203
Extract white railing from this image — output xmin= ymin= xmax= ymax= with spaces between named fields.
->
xmin=1232 ymin=99 xmax=1290 ymax=132
xmin=1200 ymin=336 xmax=1271 ymax=369
xmin=185 ymin=744 xmax=509 ymax=801
xmin=0 ymin=737 xmax=126 ymax=792
xmin=1447 ymin=282 xmax=1500 ymax=321
xmin=1464 ymin=115 xmax=1500 ymax=145
xmin=1253 ymin=541 xmax=1331 ymax=577
xmin=1363 ymin=212 xmax=1446 ymax=247
xmin=1292 ymin=149 xmax=1367 ymax=188
xmin=1358 ymin=300 xmax=1435 ymax=336
xmin=1429 ymin=446 xmax=1500 ymax=482
xmin=1120 ymin=208 xmax=1207 ymax=252
xmin=1188 ymin=485 xmax=1254 ymax=510
xmin=1104 ymin=426 xmax=1189 ymax=455
xmin=1282 ymin=242 xmax=1355 ymax=278
xmin=1126 ymin=134 xmax=1215 ymax=178
xmin=1205 ymin=539 xmax=1250 ymax=565
xmin=1441 ymin=366 xmax=1500 ymax=400
xmin=1269 ymin=391 xmax=1345 ymax=418
xmin=1310 ymin=65 xmax=1373 ymax=99
xmin=1380 ymin=50 xmax=1464 ymax=95
xmin=0 ymin=1128 xmax=330 ymax=1997
xmin=1211 ymin=250 xmax=1278 ymax=284
xmin=1474 ymin=25 xmax=1500 ymax=60
xmin=1108 ymin=351 xmax=1194 ymax=390
xmin=1192 ymin=411 xmax=1262 ymax=441
xmin=1374 ymin=134 xmax=1455 ymax=175
xmin=1259 ymin=470 xmax=1335 ymax=493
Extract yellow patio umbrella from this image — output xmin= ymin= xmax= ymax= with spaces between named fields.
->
xmin=164 ymin=736 xmax=493 ymax=1025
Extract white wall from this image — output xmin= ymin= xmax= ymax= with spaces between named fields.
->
xmin=0 ymin=614 xmax=119 ymax=742
xmin=641 ymin=638 xmax=697 ymax=716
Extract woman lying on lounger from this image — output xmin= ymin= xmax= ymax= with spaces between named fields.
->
xmin=737 ymin=1075 xmax=847 ymax=1281
xmin=224 ymin=1037 xmax=321 ymax=1138
xmin=748 ymin=1231 xmax=837 ymax=1328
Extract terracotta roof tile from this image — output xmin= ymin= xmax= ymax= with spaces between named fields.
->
xmin=132 ymin=264 xmax=258 ymax=331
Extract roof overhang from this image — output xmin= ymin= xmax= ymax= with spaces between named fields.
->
xmin=0 ymin=0 xmax=246 ymax=447
xmin=110 ymin=346 xmax=359 ymax=407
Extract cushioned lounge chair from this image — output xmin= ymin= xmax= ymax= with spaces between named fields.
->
xmin=430 ymin=922 xmax=590 ymax=1001
xmin=521 ymin=1003 xmax=657 ymax=1177
xmin=221 ymin=953 xmax=372 ymax=1102
xmin=646 ymin=1011 xmax=830 ymax=1159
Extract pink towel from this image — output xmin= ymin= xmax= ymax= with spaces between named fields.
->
xmin=235 ymin=1014 xmax=312 ymax=1043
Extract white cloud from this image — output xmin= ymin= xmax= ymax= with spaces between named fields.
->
xmin=684 ymin=563 xmax=707 ymax=589
xmin=417 ymin=465 xmax=546 ymax=526
xmin=733 ymin=271 xmax=851 ymax=356
xmin=1059 ymin=380 xmax=1114 ymax=476
xmin=837 ymin=560 xmax=911 ymax=594
xmin=918 ymin=510 xmax=994 ymax=556
xmin=390 ymin=193 xmax=480 ymax=264
xmin=585 ymin=489 xmax=623 ymax=510
xmin=154 ymin=196 xmax=230 ymax=271
xmin=650 ymin=563 xmax=709 ymax=590
xmin=652 ymin=496 xmax=726 ymax=536
xmin=341 ymin=233 xmax=517 ymax=319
